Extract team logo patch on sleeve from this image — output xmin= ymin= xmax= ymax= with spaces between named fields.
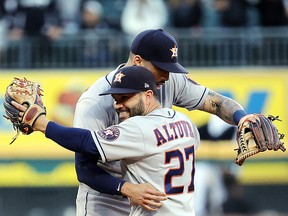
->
xmin=97 ymin=126 xmax=120 ymax=141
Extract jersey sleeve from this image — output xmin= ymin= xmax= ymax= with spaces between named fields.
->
xmin=73 ymin=79 xmax=115 ymax=131
xmin=93 ymin=120 xmax=146 ymax=163
xmin=169 ymin=73 xmax=209 ymax=110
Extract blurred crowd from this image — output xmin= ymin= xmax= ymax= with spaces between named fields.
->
xmin=0 ymin=0 xmax=288 ymax=43
xmin=0 ymin=0 xmax=288 ymax=67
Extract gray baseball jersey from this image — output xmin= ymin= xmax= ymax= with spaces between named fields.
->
xmin=93 ymin=108 xmax=200 ymax=216
xmin=73 ymin=64 xmax=209 ymax=215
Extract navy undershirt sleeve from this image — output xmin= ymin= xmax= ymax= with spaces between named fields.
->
xmin=233 ymin=110 xmax=248 ymax=124
xmin=45 ymin=121 xmax=99 ymax=156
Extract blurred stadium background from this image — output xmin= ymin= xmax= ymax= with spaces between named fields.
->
xmin=1 ymin=0 xmax=288 ymax=216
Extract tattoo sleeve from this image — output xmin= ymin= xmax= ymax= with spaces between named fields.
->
xmin=200 ymin=90 xmax=245 ymax=125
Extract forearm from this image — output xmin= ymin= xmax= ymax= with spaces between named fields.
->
xmin=45 ymin=121 xmax=99 ymax=155
xmin=76 ymin=153 xmax=126 ymax=195
xmin=201 ymin=90 xmax=247 ymax=125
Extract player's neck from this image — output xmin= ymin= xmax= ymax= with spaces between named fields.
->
xmin=145 ymin=102 xmax=161 ymax=115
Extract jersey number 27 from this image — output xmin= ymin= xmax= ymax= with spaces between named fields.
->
xmin=164 ymin=145 xmax=195 ymax=195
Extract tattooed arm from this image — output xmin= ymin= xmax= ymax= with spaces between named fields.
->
xmin=199 ymin=90 xmax=247 ymax=125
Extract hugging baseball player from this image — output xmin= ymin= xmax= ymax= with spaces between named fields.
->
xmin=71 ymin=29 xmax=248 ymax=216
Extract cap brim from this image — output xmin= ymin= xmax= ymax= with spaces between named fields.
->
xmin=151 ymin=61 xmax=188 ymax=74
xmin=99 ymin=88 xmax=141 ymax=96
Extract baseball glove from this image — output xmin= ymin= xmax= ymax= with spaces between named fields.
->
xmin=3 ymin=77 xmax=46 ymax=144
xmin=235 ymin=114 xmax=286 ymax=166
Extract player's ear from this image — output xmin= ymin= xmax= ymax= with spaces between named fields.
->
xmin=144 ymin=90 xmax=154 ymax=101
xmin=133 ymin=55 xmax=143 ymax=66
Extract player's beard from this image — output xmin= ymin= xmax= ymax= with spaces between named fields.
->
xmin=117 ymin=98 xmax=145 ymax=122
xmin=130 ymin=97 xmax=145 ymax=117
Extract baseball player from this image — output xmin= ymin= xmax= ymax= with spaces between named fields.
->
xmin=73 ymin=29 xmax=248 ymax=215
xmin=12 ymin=66 xmax=202 ymax=215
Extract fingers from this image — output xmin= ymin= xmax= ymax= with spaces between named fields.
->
xmin=139 ymin=187 xmax=167 ymax=211
xmin=141 ymin=200 xmax=163 ymax=211
xmin=11 ymin=101 xmax=25 ymax=122
xmin=141 ymin=204 xmax=159 ymax=211
xmin=140 ymin=194 xmax=167 ymax=211
xmin=11 ymin=101 xmax=27 ymax=112
xmin=143 ymin=184 xmax=167 ymax=201
xmin=145 ymin=188 xmax=167 ymax=198
xmin=144 ymin=190 xmax=167 ymax=202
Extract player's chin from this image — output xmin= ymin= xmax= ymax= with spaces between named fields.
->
xmin=118 ymin=112 xmax=130 ymax=122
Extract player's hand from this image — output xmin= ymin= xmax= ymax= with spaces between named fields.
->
xmin=120 ymin=182 xmax=167 ymax=211
xmin=11 ymin=101 xmax=49 ymax=133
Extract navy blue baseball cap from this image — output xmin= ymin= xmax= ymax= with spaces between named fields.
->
xmin=130 ymin=29 xmax=188 ymax=74
xmin=99 ymin=66 xmax=157 ymax=95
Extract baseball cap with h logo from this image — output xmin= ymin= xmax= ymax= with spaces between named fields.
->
xmin=99 ymin=66 xmax=157 ymax=96
xmin=130 ymin=29 xmax=188 ymax=74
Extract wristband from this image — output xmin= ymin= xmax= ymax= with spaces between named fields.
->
xmin=117 ymin=179 xmax=127 ymax=195
xmin=233 ymin=110 xmax=247 ymax=124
